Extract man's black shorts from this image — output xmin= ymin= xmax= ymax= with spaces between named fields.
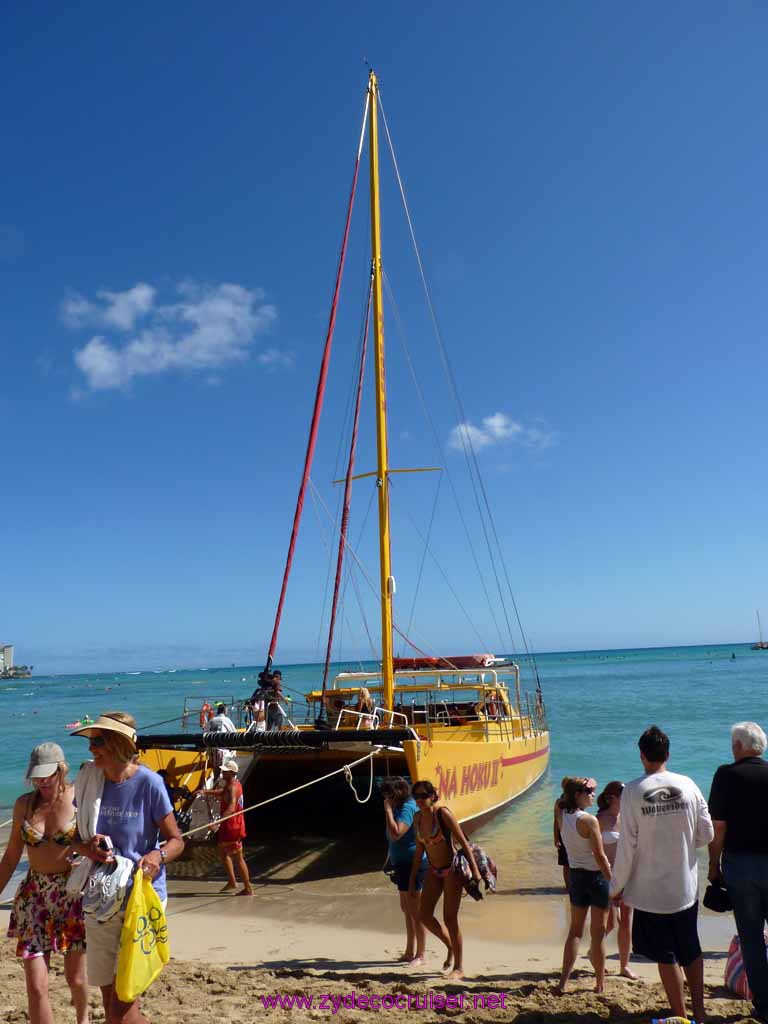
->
xmin=632 ymin=902 xmax=701 ymax=966
xmin=568 ymin=868 xmax=609 ymax=909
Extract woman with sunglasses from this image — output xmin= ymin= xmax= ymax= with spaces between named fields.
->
xmin=556 ymin=777 xmax=612 ymax=995
xmin=596 ymin=780 xmax=637 ymax=980
xmin=408 ymin=780 xmax=480 ymax=980
xmin=0 ymin=742 xmax=89 ymax=1024
xmin=69 ymin=712 xmax=184 ymax=1024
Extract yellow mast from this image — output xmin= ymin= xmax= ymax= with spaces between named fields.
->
xmin=367 ymin=71 xmax=395 ymax=711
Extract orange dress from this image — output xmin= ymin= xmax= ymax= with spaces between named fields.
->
xmin=217 ymin=779 xmax=246 ymax=844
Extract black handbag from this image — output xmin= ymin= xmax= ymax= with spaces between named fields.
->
xmin=703 ymin=879 xmax=732 ymax=913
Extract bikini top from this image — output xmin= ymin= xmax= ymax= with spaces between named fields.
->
xmin=416 ymin=809 xmax=452 ymax=852
xmin=20 ymin=794 xmax=77 ymax=847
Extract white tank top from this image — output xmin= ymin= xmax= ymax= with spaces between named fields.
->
xmin=561 ymin=809 xmax=599 ymax=870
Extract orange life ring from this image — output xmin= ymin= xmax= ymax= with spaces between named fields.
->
xmin=199 ymin=703 xmax=214 ymax=728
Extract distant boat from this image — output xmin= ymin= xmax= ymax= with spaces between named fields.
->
xmin=752 ymin=611 xmax=768 ymax=651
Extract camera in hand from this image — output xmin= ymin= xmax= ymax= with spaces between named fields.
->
xmin=98 ymin=836 xmax=114 ymax=853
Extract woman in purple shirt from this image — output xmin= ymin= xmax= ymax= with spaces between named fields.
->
xmin=71 ymin=712 xmax=184 ymax=1024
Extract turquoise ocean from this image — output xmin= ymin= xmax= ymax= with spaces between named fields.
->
xmin=2 ymin=643 xmax=767 ymax=890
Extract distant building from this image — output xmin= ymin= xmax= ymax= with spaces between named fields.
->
xmin=0 ymin=644 xmax=13 ymax=672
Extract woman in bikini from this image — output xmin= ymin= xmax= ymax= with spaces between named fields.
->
xmin=0 ymin=742 xmax=89 ymax=1024
xmin=408 ymin=780 xmax=481 ymax=979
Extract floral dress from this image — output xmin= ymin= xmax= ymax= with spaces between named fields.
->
xmin=7 ymin=814 xmax=86 ymax=959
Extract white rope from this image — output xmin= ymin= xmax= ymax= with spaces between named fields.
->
xmin=173 ymin=745 xmax=385 ymax=841
xmin=343 ymin=751 xmax=375 ymax=804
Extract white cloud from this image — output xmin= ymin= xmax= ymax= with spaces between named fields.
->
xmin=257 ymin=347 xmax=294 ymax=371
xmin=448 ymin=411 xmax=556 ymax=453
xmin=62 ymin=283 xmax=156 ymax=332
xmin=69 ymin=281 xmax=281 ymax=391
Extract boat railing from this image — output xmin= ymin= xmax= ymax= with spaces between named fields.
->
xmin=335 ymin=708 xmax=376 ymax=730
xmin=375 ymin=707 xmax=409 ymax=729
xmin=181 ymin=695 xmax=237 ymax=730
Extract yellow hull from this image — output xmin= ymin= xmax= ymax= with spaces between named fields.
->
xmin=139 ymin=723 xmax=549 ymax=834
xmin=404 ymin=728 xmax=550 ymax=827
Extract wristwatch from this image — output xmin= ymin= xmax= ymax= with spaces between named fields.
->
xmin=159 ymin=849 xmax=167 ymax=863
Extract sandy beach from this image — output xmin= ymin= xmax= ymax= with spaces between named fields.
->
xmin=0 ymin=844 xmax=763 ymax=1023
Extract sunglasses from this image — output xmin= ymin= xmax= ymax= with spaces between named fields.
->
xmin=412 ymin=791 xmax=429 ymax=800
xmin=88 ymin=736 xmax=106 ymax=748
xmin=582 ymin=785 xmax=596 ymax=794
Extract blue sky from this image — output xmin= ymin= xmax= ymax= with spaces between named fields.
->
xmin=2 ymin=3 xmax=767 ymax=674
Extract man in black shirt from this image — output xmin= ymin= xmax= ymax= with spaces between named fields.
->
xmin=708 ymin=720 xmax=768 ymax=1022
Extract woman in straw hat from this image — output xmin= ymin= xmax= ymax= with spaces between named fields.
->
xmin=200 ymin=759 xmax=253 ymax=896
xmin=0 ymin=741 xmax=89 ymax=1024
xmin=69 ymin=711 xmax=184 ymax=1024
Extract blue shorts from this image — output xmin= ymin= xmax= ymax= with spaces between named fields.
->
xmin=568 ymin=868 xmax=609 ymax=909
xmin=392 ymin=860 xmax=426 ymax=893
xmin=632 ymin=902 xmax=701 ymax=966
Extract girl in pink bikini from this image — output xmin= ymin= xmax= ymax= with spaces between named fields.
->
xmin=408 ymin=779 xmax=481 ymax=979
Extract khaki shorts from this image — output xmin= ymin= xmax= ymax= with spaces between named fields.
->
xmin=85 ymin=897 xmax=168 ymax=990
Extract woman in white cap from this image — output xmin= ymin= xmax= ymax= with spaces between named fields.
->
xmin=0 ymin=741 xmax=89 ymax=1024
xmin=69 ymin=711 xmax=184 ymax=1024
xmin=199 ymin=759 xmax=252 ymax=895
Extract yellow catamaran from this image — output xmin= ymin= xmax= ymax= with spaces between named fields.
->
xmin=138 ymin=72 xmax=550 ymax=835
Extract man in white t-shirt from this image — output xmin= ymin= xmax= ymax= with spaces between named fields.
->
xmin=203 ymin=703 xmax=237 ymax=779
xmin=610 ymin=725 xmax=713 ymax=1023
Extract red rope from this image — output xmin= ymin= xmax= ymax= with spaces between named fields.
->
xmin=265 ymin=146 xmax=363 ymax=670
xmin=320 ymin=278 xmax=373 ymax=694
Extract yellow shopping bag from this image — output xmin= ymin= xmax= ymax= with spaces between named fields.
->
xmin=115 ymin=867 xmax=169 ymax=1002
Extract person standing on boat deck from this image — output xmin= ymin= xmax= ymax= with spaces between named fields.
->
xmin=596 ymin=780 xmax=637 ymax=980
xmin=708 ymin=721 xmax=768 ymax=1024
xmin=381 ymin=777 xmax=427 ymax=965
xmin=266 ymin=671 xmax=287 ymax=731
xmin=354 ymin=687 xmax=375 ymax=728
xmin=555 ymin=777 xmax=612 ymax=995
xmin=610 ymin=725 xmax=713 ymax=1024
xmin=204 ymin=703 xmax=236 ymax=779
xmin=408 ymin=780 xmax=481 ymax=980
xmin=0 ymin=742 xmax=89 ymax=1024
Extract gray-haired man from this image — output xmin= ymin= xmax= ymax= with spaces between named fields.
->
xmin=709 ymin=721 xmax=768 ymax=1023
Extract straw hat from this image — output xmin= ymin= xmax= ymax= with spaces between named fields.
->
xmin=71 ymin=715 xmax=137 ymax=749
xmin=222 ymin=760 xmax=239 ymax=774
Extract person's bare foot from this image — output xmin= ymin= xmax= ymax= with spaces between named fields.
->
xmin=594 ymin=982 xmax=604 ymax=994
xmin=441 ymin=950 xmax=453 ymax=972
xmin=409 ymin=956 xmax=426 ymax=966
xmin=554 ymin=986 xmax=566 ymax=996
xmin=397 ymin=954 xmax=412 ymax=963
xmin=221 ymin=884 xmax=237 ymax=893
xmin=619 ymin=966 xmax=639 ymax=980
xmin=237 ymin=887 xmax=254 ymax=896
xmin=446 ymin=968 xmax=464 ymax=980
